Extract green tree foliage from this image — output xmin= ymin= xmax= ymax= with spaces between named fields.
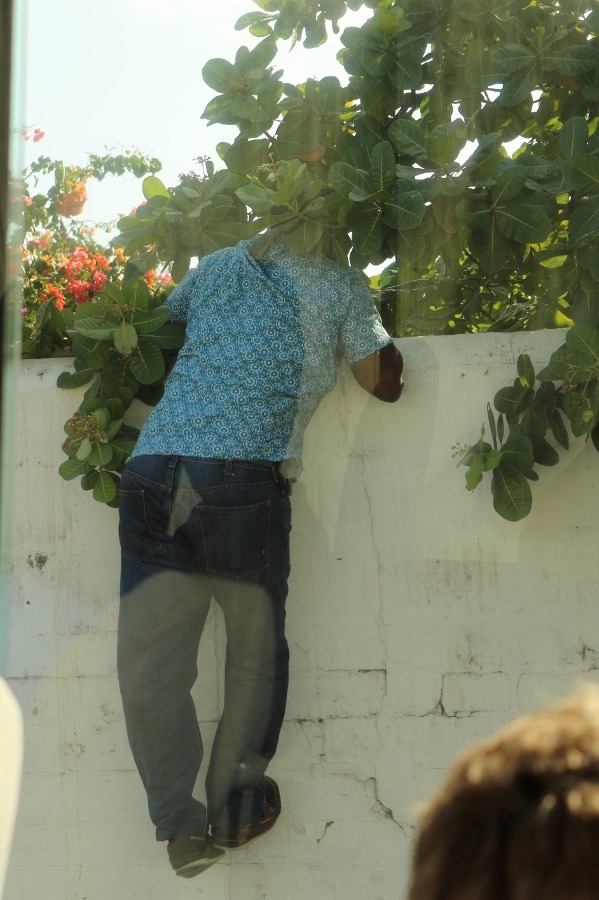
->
xmin=119 ymin=0 xmax=599 ymax=338
xmin=108 ymin=0 xmax=599 ymax=514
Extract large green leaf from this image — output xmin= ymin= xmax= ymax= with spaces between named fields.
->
xmin=93 ymin=471 xmax=118 ymax=504
xmin=563 ymin=155 xmax=599 ymax=195
xmin=369 ymin=142 xmax=396 ymax=197
xmin=275 ymin=108 xmax=322 ymax=159
xmin=172 ymin=254 xmax=192 ymax=284
xmin=494 ymin=383 xmax=532 ymax=419
xmin=56 ymin=368 xmax=97 ymax=390
xmin=550 ymin=409 xmax=570 ymax=450
xmin=58 ymin=458 xmax=92 ymax=481
xmin=303 ymin=76 xmax=344 ymax=117
xmin=560 ymin=117 xmax=588 ymax=158
xmin=489 ymin=43 xmax=535 ymax=75
xmin=499 ymin=70 xmax=537 ymax=107
xmin=87 ymin=441 xmax=113 ymax=467
xmin=142 ymin=176 xmax=170 ymax=201
xmin=129 ymin=339 xmax=166 ymax=385
xmin=351 ymin=207 xmax=385 ymax=256
xmin=382 ymin=189 xmax=426 ymax=231
xmin=224 ymin=138 xmax=270 ymax=175
xmin=121 ymin=219 xmax=161 ymax=256
xmin=102 ymin=358 xmax=140 ymax=398
xmin=247 ymin=37 xmax=277 ymax=70
xmin=202 ymin=58 xmax=235 ymax=92
xmin=146 ymin=321 xmax=186 ymax=349
xmin=74 ymin=319 xmax=117 ymax=341
xmin=461 ymin=132 xmax=503 ymax=177
xmin=361 ymin=42 xmax=394 ymax=77
xmin=114 ymin=321 xmax=138 ymax=356
xmin=230 ymin=94 xmax=260 ymax=119
xmin=284 ymin=219 xmax=324 ymax=253
xmin=425 ymin=120 xmax=468 ymax=166
xmin=392 ymin=229 xmax=426 ymax=264
xmin=491 ymin=465 xmax=533 ymax=521
xmin=354 ymin=115 xmax=389 ymax=153
xmin=236 ymin=182 xmax=276 ymax=213
xmin=569 ymin=200 xmax=599 ymax=240
xmin=388 ymin=118 xmax=428 ymax=161
xmin=495 ymin=203 xmax=552 ymax=243
xmin=470 ymin=220 xmax=510 ymax=275
xmin=561 ymin=324 xmax=599 ymax=383
xmin=80 ymin=470 xmax=100 ymax=491
xmin=329 ymin=163 xmax=372 ymax=201
xmin=491 ymin=167 xmax=527 ymax=205
xmin=544 ymin=45 xmax=599 ymax=77
xmin=122 ymin=278 xmax=152 ymax=309
xmin=501 ymin=431 xmax=534 ymax=473
xmin=131 ymin=306 xmax=172 ymax=334
xmin=388 ymin=54 xmax=422 ymax=91
xmin=235 ymin=10 xmax=270 ymax=31
xmin=517 ymin=353 xmax=535 ymax=388
xmin=531 ymin=437 xmax=560 ymax=467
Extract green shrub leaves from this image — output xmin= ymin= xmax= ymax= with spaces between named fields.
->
xmin=58 ymin=284 xmax=183 ymax=505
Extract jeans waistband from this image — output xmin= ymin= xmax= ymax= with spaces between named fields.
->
xmin=128 ymin=455 xmax=292 ymax=495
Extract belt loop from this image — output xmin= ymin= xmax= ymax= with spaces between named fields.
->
xmin=166 ymin=455 xmax=178 ymax=491
xmin=224 ymin=459 xmax=233 ymax=476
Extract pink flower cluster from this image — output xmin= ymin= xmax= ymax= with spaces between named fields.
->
xmin=61 ymin=247 xmax=109 ymax=305
xmin=22 ymin=127 xmax=45 ymax=143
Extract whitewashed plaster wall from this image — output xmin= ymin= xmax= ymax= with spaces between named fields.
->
xmin=4 ymin=330 xmax=599 ymax=900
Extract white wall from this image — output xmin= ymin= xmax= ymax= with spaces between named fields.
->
xmin=5 ymin=331 xmax=599 ymax=900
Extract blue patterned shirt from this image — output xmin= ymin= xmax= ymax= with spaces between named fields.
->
xmin=130 ymin=240 xmax=391 ymax=475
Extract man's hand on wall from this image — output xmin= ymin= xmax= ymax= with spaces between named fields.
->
xmin=351 ymin=343 xmax=404 ymax=402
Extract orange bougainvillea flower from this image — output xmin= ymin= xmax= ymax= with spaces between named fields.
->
xmin=46 ymin=283 xmax=66 ymax=310
xmin=59 ymin=246 xmax=111 ymax=303
xmin=57 ymin=181 xmax=88 ymax=217
xmin=143 ymin=269 xmax=172 ymax=290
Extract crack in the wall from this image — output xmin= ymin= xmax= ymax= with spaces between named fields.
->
xmin=316 ymin=820 xmax=335 ymax=843
xmin=580 ymin=644 xmax=599 ymax=670
xmin=434 ymin=672 xmax=488 ymax=719
xmin=399 ymin=671 xmax=508 ymax=719
xmin=360 ymin=775 xmax=406 ymax=832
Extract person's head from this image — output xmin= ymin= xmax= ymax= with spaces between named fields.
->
xmin=409 ymin=686 xmax=599 ymax=900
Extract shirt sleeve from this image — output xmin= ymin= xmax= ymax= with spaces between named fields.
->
xmin=338 ymin=268 xmax=392 ymax=364
xmin=164 ymin=266 xmax=198 ymax=324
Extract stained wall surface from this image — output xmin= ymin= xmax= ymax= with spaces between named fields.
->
xmin=5 ymin=331 xmax=599 ymax=900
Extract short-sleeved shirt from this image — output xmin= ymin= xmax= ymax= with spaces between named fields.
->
xmin=130 ymin=240 xmax=391 ymax=476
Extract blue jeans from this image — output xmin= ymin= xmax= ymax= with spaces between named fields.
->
xmin=117 ymin=455 xmax=291 ymax=842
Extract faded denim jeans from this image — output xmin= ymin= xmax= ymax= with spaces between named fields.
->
xmin=117 ymin=455 xmax=291 ymax=841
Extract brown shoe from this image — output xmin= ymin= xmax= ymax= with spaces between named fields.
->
xmin=211 ymin=776 xmax=281 ymax=850
xmin=167 ymin=834 xmax=225 ymax=878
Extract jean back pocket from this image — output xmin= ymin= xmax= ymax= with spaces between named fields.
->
xmin=197 ymin=500 xmax=270 ymax=577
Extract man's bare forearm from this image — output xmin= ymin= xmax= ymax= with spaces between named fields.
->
xmin=372 ymin=342 xmax=404 ymax=402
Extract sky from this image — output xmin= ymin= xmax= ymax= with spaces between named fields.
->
xmin=21 ymin=0 xmax=365 ymax=232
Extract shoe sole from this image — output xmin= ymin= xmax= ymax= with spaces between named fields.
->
xmin=212 ymin=811 xmax=280 ymax=850
xmin=175 ymin=852 xmax=224 ymax=878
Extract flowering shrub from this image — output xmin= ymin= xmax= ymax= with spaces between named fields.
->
xmin=15 ymin=135 xmax=186 ymax=504
xmin=20 ymin=135 xmax=166 ymax=358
